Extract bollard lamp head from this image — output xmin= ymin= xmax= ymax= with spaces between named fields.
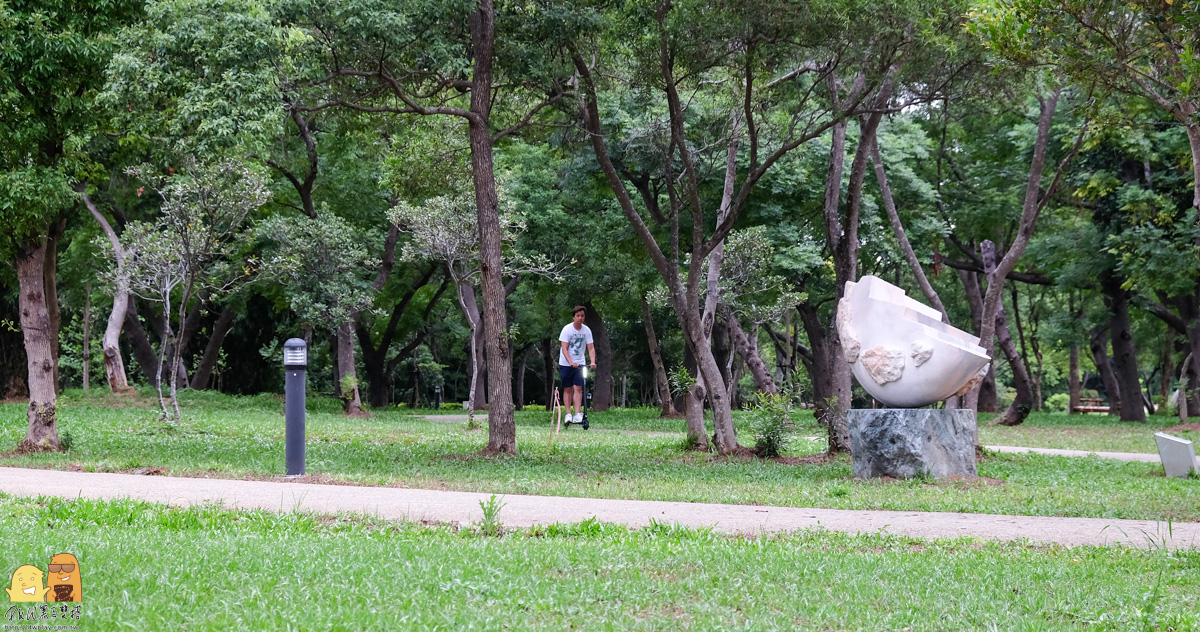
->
xmin=283 ymin=338 xmax=307 ymax=369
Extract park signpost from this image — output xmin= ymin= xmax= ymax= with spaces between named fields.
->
xmin=284 ymin=339 xmax=308 ymax=476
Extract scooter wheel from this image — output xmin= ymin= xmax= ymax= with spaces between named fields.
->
xmin=582 ymin=419 xmax=589 ymax=430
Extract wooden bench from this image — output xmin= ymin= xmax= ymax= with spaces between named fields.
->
xmin=1072 ymin=397 xmax=1110 ymax=414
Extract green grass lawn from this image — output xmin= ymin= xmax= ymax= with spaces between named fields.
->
xmin=1 ymin=389 xmax=1198 ymax=521
xmin=979 ymin=410 xmax=1200 ymax=453
xmin=1 ymin=494 xmax=1196 ymax=631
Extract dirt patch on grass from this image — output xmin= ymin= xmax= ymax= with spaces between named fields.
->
xmin=868 ymin=475 xmax=1005 ymax=488
xmin=440 ymin=448 xmax=516 ymax=462
xmin=938 ymin=475 xmax=1006 ymax=489
xmin=1163 ymin=421 xmax=1200 ymax=433
xmin=3 ymin=442 xmax=67 ymax=457
xmin=772 ymin=454 xmax=834 ymax=466
xmin=123 ymin=466 xmax=170 ymax=476
xmin=707 ymin=446 xmax=761 ymax=461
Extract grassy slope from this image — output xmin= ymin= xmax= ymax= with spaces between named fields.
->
xmin=0 ymin=390 xmax=1197 ymax=521
xmin=0 ymin=494 xmax=1196 ymax=631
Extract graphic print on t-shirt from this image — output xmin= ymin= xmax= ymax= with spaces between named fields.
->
xmin=558 ymin=324 xmax=593 ymax=366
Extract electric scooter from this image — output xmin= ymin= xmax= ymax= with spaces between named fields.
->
xmin=562 ymin=366 xmax=591 ymax=430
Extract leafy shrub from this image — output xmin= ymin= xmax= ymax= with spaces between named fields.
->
xmin=748 ymin=392 xmax=797 ymax=458
xmin=1045 ymin=393 xmax=1070 ymax=412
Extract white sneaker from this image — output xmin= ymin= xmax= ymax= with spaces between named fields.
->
xmin=573 ymin=413 xmax=583 ymax=423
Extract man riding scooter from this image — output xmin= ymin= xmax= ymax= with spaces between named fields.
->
xmin=558 ymin=305 xmax=597 ymax=428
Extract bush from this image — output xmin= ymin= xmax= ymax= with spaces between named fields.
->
xmin=1045 ymin=393 xmax=1070 ymax=413
xmin=748 ymin=392 xmax=797 ymax=458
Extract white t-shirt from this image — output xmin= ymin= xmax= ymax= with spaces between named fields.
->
xmin=558 ymin=324 xmax=593 ymax=366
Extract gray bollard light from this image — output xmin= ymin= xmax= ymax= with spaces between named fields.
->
xmin=283 ymin=338 xmax=307 ymax=476
xmin=433 ymin=385 xmax=441 ymax=409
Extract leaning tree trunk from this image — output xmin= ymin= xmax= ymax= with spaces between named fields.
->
xmin=1089 ymin=326 xmax=1122 ymax=415
xmin=336 ymin=321 xmax=364 ymax=415
xmin=641 ymin=295 xmax=680 ymax=418
xmin=723 ymin=309 xmax=777 ymax=395
xmin=16 ymin=238 xmax=61 ymax=451
xmin=957 ymin=267 xmax=999 ymax=413
xmin=101 ymin=275 xmax=132 ymax=391
xmin=123 ymin=297 xmax=161 ymax=385
xmin=984 ymin=241 xmax=1035 ymax=427
xmin=1101 ymin=270 xmax=1145 ymax=421
xmin=190 ymin=305 xmax=235 ymax=390
xmin=584 ymin=302 xmax=612 ymax=411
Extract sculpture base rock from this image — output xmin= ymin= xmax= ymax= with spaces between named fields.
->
xmin=849 ymin=408 xmax=977 ymax=479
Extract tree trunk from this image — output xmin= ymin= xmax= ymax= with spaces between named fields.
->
xmin=1089 ymin=326 xmax=1122 ymax=414
xmin=336 ymin=321 xmax=364 ymax=415
xmin=84 ymin=191 xmax=133 ymax=393
xmin=101 ymin=277 xmax=131 ymax=392
xmin=467 ymin=0 xmax=516 ymax=453
xmin=712 ymin=319 xmax=733 ymax=396
xmin=123 ymin=297 xmax=161 ymax=385
xmin=146 ymin=302 xmax=190 ymax=390
xmin=957 ymin=265 xmax=998 ymax=412
xmin=1179 ymin=352 xmax=1194 ymax=422
xmin=363 ymin=351 xmax=390 ymax=408
xmin=190 ymin=305 xmax=235 ymax=390
xmin=680 ymin=344 xmax=710 ymax=448
xmin=1100 ymin=270 xmax=1145 ymax=421
xmin=684 ymin=382 xmax=708 ymax=449
xmin=515 ymin=346 xmax=527 ymax=411
xmin=871 ymin=142 xmax=950 ymax=323
xmin=544 ymin=337 xmax=555 ymax=412
xmin=985 ymin=241 xmax=1035 ymax=427
xmin=1159 ymin=340 xmax=1172 ymax=414
xmin=44 ymin=217 xmax=65 ymax=395
xmin=798 ymin=301 xmax=852 ymax=453
xmin=584 ymin=302 xmax=612 ymax=411
xmin=974 ymin=89 xmax=1064 ymax=420
xmin=641 ymin=295 xmax=680 ymax=418
xmin=1069 ymin=344 xmax=1081 ymax=414
xmin=82 ymin=286 xmax=90 ymax=391
xmin=723 ymin=310 xmax=777 ymax=395
xmin=16 ymin=238 xmax=61 ymax=451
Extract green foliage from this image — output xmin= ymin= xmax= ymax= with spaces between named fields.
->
xmin=338 ymin=374 xmax=359 ymax=402
xmin=256 ymin=212 xmax=378 ymax=326
xmin=667 ymin=363 xmax=695 ymax=396
xmin=103 ymin=0 xmax=289 ymax=156
xmin=1045 ymin=392 xmax=1071 ymax=413
xmin=0 ymin=0 xmax=143 ymax=251
xmin=474 ymin=494 xmax=506 ymax=537
xmin=747 ymin=392 xmax=799 ymax=458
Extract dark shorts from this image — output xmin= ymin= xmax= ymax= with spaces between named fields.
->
xmin=559 ymin=364 xmax=584 ymax=388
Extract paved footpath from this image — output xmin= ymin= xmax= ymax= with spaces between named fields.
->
xmin=984 ymin=445 xmax=1164 ymax=462
xmin=1 ymin=466 xmax=1196 ymax=550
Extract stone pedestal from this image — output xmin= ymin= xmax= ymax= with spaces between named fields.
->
xmin=848 ymin=408 xmax=977 ymax=479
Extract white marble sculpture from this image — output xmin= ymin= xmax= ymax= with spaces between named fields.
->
xmin=838 ymin=276 xmax=991 ymax=408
